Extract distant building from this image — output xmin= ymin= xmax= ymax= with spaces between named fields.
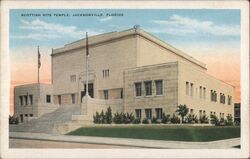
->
xmin=14 ymin=83 xmax=57 ymax=122
xmin=14 ymin=27 xmax=235 ymax=123
xmin=234 ymin=103 xmax=240 ymax=123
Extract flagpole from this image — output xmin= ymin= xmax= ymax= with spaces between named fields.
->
xmin=86 ymin=32 xmax=89 ymax=97
xmin=38 ymin=46 xmax=40 ymax=84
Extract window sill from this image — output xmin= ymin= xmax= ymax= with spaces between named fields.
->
xmin=145 ymin=95 xmax=153 ymax=98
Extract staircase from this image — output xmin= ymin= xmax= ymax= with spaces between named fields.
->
xmin=9 ymin=106 xmax=81 ymax=134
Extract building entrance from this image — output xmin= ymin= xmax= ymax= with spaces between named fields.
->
xmin=81 ymin=83 xmax=94 ymax=102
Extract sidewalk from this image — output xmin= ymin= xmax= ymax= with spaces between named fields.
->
xmin=9 ymin=132 xmax=240 ymax=149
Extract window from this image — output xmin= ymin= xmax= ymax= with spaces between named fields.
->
xmin=155 ymin=80 xmax=163 ymax=95
xmin=30 ymin=114 xmax=33 ymax=117
xmin=29 ymin=95 xmax=33 ymax=105
xmin=70 ymin=75 xmax=76 ymax=82
xmin=103 ymin=69 xmax=110 ymax=78
xmin=186 ymin=82 xmax=189 ymax=96
xmin=203 ymin=87 xmax=206 ymax=99
xmin=145 ymin=109 xmax=152 ymax=120
xmin=190 ymin=83 xmax=194 ymax=96
xmin=24 ymin=95 xmax=28 ymax=105
xmin=220 ymin=93 xmax=226 ymax=104
xmin=135 ymin=109 xmax=141 ymax=119
xmin=71 ymin=94 xmax=75 ymax=104
xmin=214 ymin=91 xmax=217 ymax=102
xmin=19 ymin=96 xmax=23 ymax=106
xmin=25 ymin=114 xmax=28 ymax=117
xmin=104 ymin=90 xmax=109 ymax=99
xmin=145 ymin=81 xmax=152 ymax=96
xmin=46 ymin=95 xmax=51 ymax=103
xmin=190 ymin=109 xmax=194 ymax=114
xmin=228 ymin=95 xmax=232 ymax=105
xmin=211 ymin=90 xmax=217 ymax=102
xmin=120 ymin=89 xmax=123 ymax=98
xmin=155 ymin=108 xmax=163 ymax=119
xmin=135 ymin=82 xmax=142 ymax=96
xmin=58 ymin=95 xmax=61 ymax=105
xmin=199 ymin=86 xmax=202 ymax=98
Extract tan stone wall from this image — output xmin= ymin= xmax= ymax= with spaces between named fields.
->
xmin=137 ymin=35 xmax=206 ymax=72
xmin=52 ymin=35 xmax=137 ymax=100
xmin=123 ymin=62 xmax=179 ymax=118
xmin=178 ymin=61 xmax=234 ymax=120
xmin=14 ymin=84 xmax=58 ymax=120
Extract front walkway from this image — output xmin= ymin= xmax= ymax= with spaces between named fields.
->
xmin=9 ymin=132 xmax=240 ymax=149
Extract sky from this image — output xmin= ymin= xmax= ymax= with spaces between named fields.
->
xmin=9 ymin=9 xmax=241 ymax=114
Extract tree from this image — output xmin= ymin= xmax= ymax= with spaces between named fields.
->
xmin=176 ymin=104 xmax=189 ymax=123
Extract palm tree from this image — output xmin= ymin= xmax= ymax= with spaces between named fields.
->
xmin=176 ymin=104 xmax=189 ymax=123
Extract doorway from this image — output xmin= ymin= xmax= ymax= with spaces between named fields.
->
xmin=81 ymin=83 xmax=94 ymax=102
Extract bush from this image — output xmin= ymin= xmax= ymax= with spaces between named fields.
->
xmin=152 ymin=117 xmax=157 ymax=124
xmin=93 ymin=112 xmax=101 ymax=124
xmin=105 ymin=106 xmax=112 ymax=124
xmin=162 ymin=113 xmax=171 ymax=124
xmin=113 ymin=112 xmax=123 ymax=124
xmin=186 ymin=114 xmax=198 ymax=124
xmin=219 ymin=118 xmax=225 ymax=126
xmin=133 ymin=118 xmax=141 ymax=124
xmin=199 ymin=115 xmax=209 ymax=124
xmin=142 ymin=118 xmax=151 ymax=124
xmin=170 ymin=114 xmax=180 ymax=124
xmin=210 ymin=114 xmax=220 ymax=126
xmin=225 ymin=114 xmax=233 ymax=126
xmin=9 ymin=115 xmax=19 ymax=125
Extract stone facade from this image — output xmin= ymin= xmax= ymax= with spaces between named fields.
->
xmin=14 ymin=83 xmax=58 ymax=122
xmin=14 ymin=27 xmax=235 ymax=123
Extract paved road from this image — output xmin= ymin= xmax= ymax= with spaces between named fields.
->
xmin=10 ymin=138 xmax=139 ymax=149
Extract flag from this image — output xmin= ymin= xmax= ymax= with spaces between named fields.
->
xmin=38 ymin=46 xmax=41 ymax=69
xmin=86 ymin=32 xmax=89 ymax=57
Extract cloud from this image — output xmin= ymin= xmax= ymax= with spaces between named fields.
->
xmin=99 ymin=16 xmax=113 ymax=22
xmin=151 ymin=14 xmax=240 ymax=36
xmin=12 ymin=19 xmax=104 ymax=40
xmin=10 ymin=33 xmax=60 ymax=40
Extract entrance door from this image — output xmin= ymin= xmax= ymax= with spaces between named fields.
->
xmin=81 ymin=83 xmax=94 ymax=102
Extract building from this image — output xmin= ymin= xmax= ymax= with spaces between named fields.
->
xmin=14 ymin=27 xmax=234 ymax=123
xmin=14 ymin=83 xmax=57 ymax=122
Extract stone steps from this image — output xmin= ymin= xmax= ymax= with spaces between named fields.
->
xmin=10 ymin=106 xmax=80 ymax=134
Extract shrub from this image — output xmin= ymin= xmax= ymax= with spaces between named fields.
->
xmin=93 ymin=112 xmax=101 ymax=124
xmin=133 ymin=118 xmax=141 ymax=124
xmin=170 ymin=114 xmax=180 ymax=124
xmin=105 ymin=106 xmax=113 ymax=124
xmin=225 ymin=114 xmax=233 ymax=126
xmin=210 ymin=114 xmax=220 ymax=126
xmin=113 ymin=112 xmax=123 ymax=124
xmin=142 ymin=118 xmax=150 ymax=124
xmin=125 ymin=113 xmax=135 ymax=124
xmin=161 ymin=113 xmax=171 ymax=124
xmin=9 ymin=115 xmax=19 ymax=125
xmin=186 ymin=114 xmax=198 ymax=124
xmin=152 ymin=117 xmax=158 ymax=124
xmin=100 ymin=110 xmax=105 ymax=124
xmin=219 ymin=118 xmax=225 ymax=126
xmin=199 ymin=115 xmax=209 ymax=124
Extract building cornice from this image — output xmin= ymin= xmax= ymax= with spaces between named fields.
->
xmin=52 ymin=27 xmax=207 ymax=70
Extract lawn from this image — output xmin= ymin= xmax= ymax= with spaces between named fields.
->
xmin=67 ymin=125 xmax=240 ymax=142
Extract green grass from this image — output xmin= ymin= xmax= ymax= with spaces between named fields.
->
xmin=67 ymin=125 xmax=240 ymax=142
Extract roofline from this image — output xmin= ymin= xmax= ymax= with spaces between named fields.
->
xmin=52 ymin=27 xmax=207 ymax=70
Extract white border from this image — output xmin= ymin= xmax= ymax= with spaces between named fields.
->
xmin=1 ymin=0 xmax=249 ymax=158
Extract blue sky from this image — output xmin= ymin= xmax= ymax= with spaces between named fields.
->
xmin=10 ymin=9 xmax=240 ymax=51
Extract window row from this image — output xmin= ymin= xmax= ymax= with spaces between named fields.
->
xmin=19 ymin=95 xmax=33 ymax=106
xmin=186 ymin=82 xmax=206 ymax=99
xmin=211 ymin=90 xmax=232 ymax=105
xmin=102 ymin=69 xmax=110 ymax=78
xmin=103 ymin=89 xmax=123 ymax=100
xmin=135 ymin=80 xmax=163 ymax=97
xmin=135 ymin=108 xmax=163 ymax=120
